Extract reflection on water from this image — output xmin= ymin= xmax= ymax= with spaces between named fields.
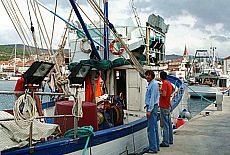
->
xmin=0 ymin=81 xmax=214 ymax=118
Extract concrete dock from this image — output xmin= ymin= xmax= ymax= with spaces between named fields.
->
xmin=145 ymin=95 xmax=230 ymax=155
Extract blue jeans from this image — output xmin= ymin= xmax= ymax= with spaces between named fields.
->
xmin=160 ymin=107 xmax=173 ymax=146
xmin=147 ymin=104 xmax=160 ymax=152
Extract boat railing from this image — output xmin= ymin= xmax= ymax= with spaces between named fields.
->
xmin=167 ymin=75 xmax=185 ymax=111
xmin=0 ymin=91 xmax=65 ymax=95
xmin=0 ymin=90 xmax=82 ymax=150
xmin=0 ymin=91 xmax=80 ymax=121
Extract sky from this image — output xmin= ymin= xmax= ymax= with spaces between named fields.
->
xmin=0 ymin=0 xmax=230 ymax=58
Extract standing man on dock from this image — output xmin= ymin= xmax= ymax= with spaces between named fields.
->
xmin=159 ymin=71 xmax=173 ymax=147
xmin=141 ymin=70 xmax=160 ymax=154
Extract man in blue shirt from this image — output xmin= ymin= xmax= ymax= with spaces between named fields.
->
xmin=141 ymin=70 xmax=160 ymax=154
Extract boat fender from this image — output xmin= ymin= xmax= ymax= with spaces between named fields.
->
xmin=176 ymin=117 xmax=185 ymax=129
xmin=179 ymin=109 xmax=191 ymax=120
xmin=80 ymin=38 xmax=92 ymax=53
xmin=109 ymin=39 xmax=124 ymax=55
xmin=14 ymin=77 xmax=25 ymax=97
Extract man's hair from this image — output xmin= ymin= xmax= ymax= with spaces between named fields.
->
xmin=145 ymin=70 xmax=155 ymax=78
xmin=160 ymin=71 xmax=167 ymax=80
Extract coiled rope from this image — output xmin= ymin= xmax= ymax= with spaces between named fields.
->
xmin=64 ymin=126 xmax=94 ymax=155
xmin=13 ymin=94 xmax=37 ymax=128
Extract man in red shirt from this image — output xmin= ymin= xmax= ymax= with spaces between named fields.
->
xmin=159 ymin=71 xmax=173 ymax=147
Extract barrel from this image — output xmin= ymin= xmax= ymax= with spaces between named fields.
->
xmin=54 ymin=100 xmax=98 ymax=134
xmin=78 ymin=101 xmax=98 ymax=131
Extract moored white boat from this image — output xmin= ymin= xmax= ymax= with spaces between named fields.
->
xmin=7 ymin=75 xmax=21 ymax=81
xmin=188 ymin=85 xmax=218 ymax=98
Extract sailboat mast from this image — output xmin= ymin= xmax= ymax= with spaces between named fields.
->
xmin=14 ymin=44 xmax=16 ymax=73
xmin=210 ymin=46 xmax=217 ymax=68
xmin=23 ymin=44 xmax=25 ymax=72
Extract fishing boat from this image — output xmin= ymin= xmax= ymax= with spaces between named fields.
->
xmin=187 ymin=49 xmax=230 ymax=98
xmin=0 ymin=1 xmax=184 ymax=155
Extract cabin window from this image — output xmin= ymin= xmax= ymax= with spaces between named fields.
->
xmin=219 ymin=79 xmax=226 ymax=87
xmin=114 ymin=69 xmax=126 ymax=109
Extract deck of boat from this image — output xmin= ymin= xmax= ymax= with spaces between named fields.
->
xmin=144 ymin=94 xmax=230 ymax=155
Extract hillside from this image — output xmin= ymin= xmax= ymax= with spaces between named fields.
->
xmin=1 ymin=44 xmax=190 ymax=61
xmin=0 ymin=44 xmax=29 ymax=61
xmin=0 ymin=44 xmax=67 ymax=61
xmin=166 ymin=54 xmax=194 ymax=61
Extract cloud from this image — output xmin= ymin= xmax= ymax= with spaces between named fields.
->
xmin=210 ymin=35 xmax=230 ymax=42
xmin=0 ymin=0 xmax=230 ymax=58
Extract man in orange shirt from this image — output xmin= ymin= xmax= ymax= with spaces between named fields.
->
xmin=159 ymin=71 xmax=173 ymax=147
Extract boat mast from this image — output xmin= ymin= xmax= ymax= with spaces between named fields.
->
xmin=23 ymin=44 xmax=25 ymax=72
xmin=14 ymin=44 xmax=16 ymax=74
xmin=69 ymin=0 xmax=101 ymax=60
xmin=104 ymin=0 xmax=109 ymax=60
xmin=210 ymin=46 xmax=217 ymax=68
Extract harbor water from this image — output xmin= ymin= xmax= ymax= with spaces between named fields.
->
xmin=0 ymin=80 xmax=214 ymax=118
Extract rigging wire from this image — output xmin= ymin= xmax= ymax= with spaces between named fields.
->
xmin=33 ymin=0 xmax=54 ymax=56
xmin=87 ymin=0 xmax=145 ymax=75
xmin=50 ymin=0 xmax=58 ymax=49
xmin=75 ymin=2 xmax=105 ymax=40
xmin=12 ymin=0 xmax=35 ymax=55
xmin=1 ymin=0 xmax=32 ymax=55
xmin=75 ymin=0 xmax=143 ymax=72
xmin=30 ymin=0 xmax=53 ymax=59
xmin=27 ymin=0 xmax=39 ymax=60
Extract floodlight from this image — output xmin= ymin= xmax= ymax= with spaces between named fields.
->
xmin=23 ymin=61 xmax=54 ymax=85
xmin=68 ymin=63 xmax=93 ymax=84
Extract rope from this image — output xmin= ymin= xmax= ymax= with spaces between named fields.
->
xmin=72 ymin=92 xmax=83 ymax=118
xmin=64 ymin=126 xmax=94 ymax=155
xmin=50 ymin=0 xmax=58 ymax=48
xmin=185 ymin=84 xmax=215 ymax=104
xmin=13 ymin=94 xmax=37 ymax=129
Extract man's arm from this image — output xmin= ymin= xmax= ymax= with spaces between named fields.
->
xmin=160 ymin=89 xmax=167 ymax=97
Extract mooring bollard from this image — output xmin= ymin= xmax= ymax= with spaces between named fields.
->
xmin=216 ymin=92 xmax=223 ymax=111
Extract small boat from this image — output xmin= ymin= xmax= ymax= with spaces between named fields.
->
xmin=188 ymin=84 xmax=218 ymax=98
xmin=7 ymin=73 xmax=22 ymax=81
xmin=0 ymin=1 xmax=185 ymax=155
xmin=0 ymin=77 xmax=6 ymax=80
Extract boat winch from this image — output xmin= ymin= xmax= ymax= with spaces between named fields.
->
xmin=97 ymin=95 xmax=125 ymax=130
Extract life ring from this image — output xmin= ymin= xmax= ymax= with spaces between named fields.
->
xmin=110 ymin=40 xmax=124 ymax=55
xmin=80 ymin=38 xmax=92 ymax=53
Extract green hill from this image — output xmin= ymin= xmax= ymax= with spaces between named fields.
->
xmin=0 ymin=44 xmax=70 ymax=61
xmin=0 ymin=44 xmax=29 ymax=61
